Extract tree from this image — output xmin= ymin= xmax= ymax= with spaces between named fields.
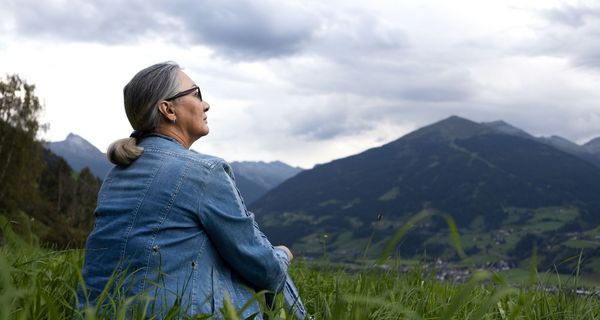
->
xmin=71 ymin=167 xmax=99 ymax=242
xmin=0 ymin=75 xmax=99 ymax=248
xmin=38 ymin=151 xmax=99 ymax=247
xmin=0 ymin=75 xmax=47 ymax=213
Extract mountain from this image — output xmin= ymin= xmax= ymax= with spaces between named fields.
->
xmin=482 ymin=120 xmax=533 ymax=139
xmin=482 ymin=122 xmax=600 ymax=168
xmin=250 ymin=116 xmax=600 ymax=265
xmin=537 ymin=136 xmax=600 ymax=167
xmin=230 ymin=161 xmax=303 ymax=205
xmin=45 ymin=134 xmax=301 ymax=199
xmin=585 ymin=137 xmax=600 ymax=155
xmin=45 ymin=133 xmax=112 ymax=179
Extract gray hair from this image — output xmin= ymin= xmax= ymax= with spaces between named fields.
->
xmin=107 ymin=62 xmax=180 ymax=166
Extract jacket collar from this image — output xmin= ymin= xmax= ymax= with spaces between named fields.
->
xmin=141 ymin=133 xmax=187 ymax=150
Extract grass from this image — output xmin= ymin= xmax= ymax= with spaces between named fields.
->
xmin=292 ymin=259 xmax=600 ymax=319
xmin=2 ymin=234 xmax=600 ymax=318
xmin=563 ymin=239 xmax=600 ymax=249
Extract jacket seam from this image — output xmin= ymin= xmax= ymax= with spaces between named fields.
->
xmin=143 ymin=147 xmax=221 ymax=170
xmin=139 ymin=159 xmax=193 ymax=294
xmin=190 ymin=239 xmax=207 ymax=315
xmin=117 ymin=160 xmax=164 ymax=275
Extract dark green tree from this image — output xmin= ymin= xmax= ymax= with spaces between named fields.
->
xmin=0 ymin=74 xmax=100 ymax=248
xmin=72 ymin=167 xmax=99 ymax=241
xmin=39 ymin=151 xmax=99 ymax=247
xmin=0 ymin=75 xmax=47 ymax=214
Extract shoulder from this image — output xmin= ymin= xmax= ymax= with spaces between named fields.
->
xmin=166 ymin=150 xmax=236 ymax=181
xmin=163 ymin=150 xmax=232 ymax=177
xmin=191 ymin=151 xmax=237 ymax=181
xmin=139 ymin=137 xmax=224 ymax=169
xmin=137 ymin=134 xmax=236 ymax=177
xmin=188 ymin=150 xmax=232 ymax=173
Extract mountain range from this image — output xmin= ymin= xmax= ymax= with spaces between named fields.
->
xmin=250 ymin=116 xmax=600 ymax=269
xmin=45 ymin=118 xmax=600 ymax=271
xmin=484 ymin=120 xmax=600 ymax=168
xmin=45 ymin=134 xmax=301 ymax=204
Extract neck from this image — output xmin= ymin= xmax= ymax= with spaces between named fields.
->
xmin=154 ymin=125 xmax=192 ymax=149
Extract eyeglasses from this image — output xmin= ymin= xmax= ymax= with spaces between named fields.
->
xmin=165 ymin=86 xmax=202 ymax=102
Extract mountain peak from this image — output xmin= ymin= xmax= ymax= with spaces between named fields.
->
xmin=584 ymin=137 xmax=600 ymax=154
xmin=548 ymin=135 xmax=574 ymax=143
xmin=66 ymin=132 xmax=81 ymax=139
xmin=62 ymin=133 xmax=100 ymax=153
xmin=432 ymin=115 xmax=481 ymax=129
xmin=585 ymin=137 xmax=600 ymax=145
xmin=438 ymin=115 xmax=473 ymax=125
xmin=45 ymin=133 xmax=111 ymax=179
xmin=446 ymin=115 xmax=469 ymax=121
xmin=404 ymin=115 xmax=487 ymax=141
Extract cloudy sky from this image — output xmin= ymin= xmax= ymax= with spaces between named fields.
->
xmin=1 ymin=0 xmax=599 ymax=168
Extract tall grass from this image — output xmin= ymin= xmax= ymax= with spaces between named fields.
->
xmin=293 ymin=258 xmax=600 ymax=319
xmin=0 ymin=218 xmax=82 ymax=320
xmin=2 ymin=218 xmax=600 ymax=319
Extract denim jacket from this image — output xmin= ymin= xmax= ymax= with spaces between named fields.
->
xmin=78 ymin=134 xmax=305 ymax=319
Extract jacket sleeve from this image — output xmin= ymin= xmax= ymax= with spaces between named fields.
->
xmin=196 ymin=161 xmax=289 ymax=292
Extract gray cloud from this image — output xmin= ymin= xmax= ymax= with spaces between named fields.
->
xmin=2 ymin=0 xmax=409 ymax=63
xmin=530 ymin=3 xmax=600 ymax=68
xmin=246 ymin=8 xmax=478 ymax=142
xmin=2 ymin=0 xmax=320 ymax=60
xmin=3 ymin=0 xmax=167 ymax=44
xmin=289 ymin=110 xmax=367 ymax=140
xmin=162 ymin=0 xmax=318 ymax=60
xmin=275 ymin=55 xmax=474 ymax=107
xmin=542 ymin=4 xmax=600 ymax=27
xmin=266 ymin=7 xmax=474 ymax=104
xmin=308 ymin=9 xmax=407 ymax=60
xmin=2 ymin=0 xmax=410 ymax=62
xmin=5 ymin=0 xmax=600 ymax=167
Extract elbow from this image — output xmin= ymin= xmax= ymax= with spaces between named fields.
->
xmin=254 ymin=251 xmax=289 ymax=292
xmin=264 ymin=265 xmax=288 ymax=293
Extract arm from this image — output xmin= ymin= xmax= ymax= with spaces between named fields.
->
xmin=197 ymin=161 xmax=289 ymax=292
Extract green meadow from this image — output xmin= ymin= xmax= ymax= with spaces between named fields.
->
xmin=2 ymin=219 xmax=600 ymax=320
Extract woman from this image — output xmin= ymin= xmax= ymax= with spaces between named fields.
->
xmin=78 ymin=62 xmax=306 ymax=319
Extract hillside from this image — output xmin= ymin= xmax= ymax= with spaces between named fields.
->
xmin=230 ymin=161 xmax=302 ymax=204
xmin=251 ymin=116 xmax=600 ymax=270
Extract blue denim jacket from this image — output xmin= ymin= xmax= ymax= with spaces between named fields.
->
xmin=78 ymin=134 xmax=305 ymax=319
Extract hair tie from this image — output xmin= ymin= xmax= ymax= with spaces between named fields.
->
xmin=130 ymin=130 xmax=144 ymax=139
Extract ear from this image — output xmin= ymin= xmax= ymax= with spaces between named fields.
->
xmin=158 ymin=100 xmax=177 ymax=122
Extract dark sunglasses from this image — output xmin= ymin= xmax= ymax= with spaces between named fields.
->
xmin=165 ymin=86 xmax=202 ymax=102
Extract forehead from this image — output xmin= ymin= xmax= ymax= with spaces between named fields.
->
xmin=177 ymin=70 xmax=195 ymax=88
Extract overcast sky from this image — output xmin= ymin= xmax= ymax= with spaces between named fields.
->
xmin=1 ymin=0 xmax=599 ymax=168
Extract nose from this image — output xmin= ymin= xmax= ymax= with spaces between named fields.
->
xmin=203 ymin=101 xmax=210 ymax=112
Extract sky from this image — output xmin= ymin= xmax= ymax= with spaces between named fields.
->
xmin=1 ymin=0 xmax=599 ymax=168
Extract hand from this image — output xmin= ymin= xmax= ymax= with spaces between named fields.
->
xmin=276 ymin=245 xmax=294 ymax=261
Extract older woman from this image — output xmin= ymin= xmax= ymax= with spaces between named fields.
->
xmin=78 ymin=62 xmax=306 ymax=319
